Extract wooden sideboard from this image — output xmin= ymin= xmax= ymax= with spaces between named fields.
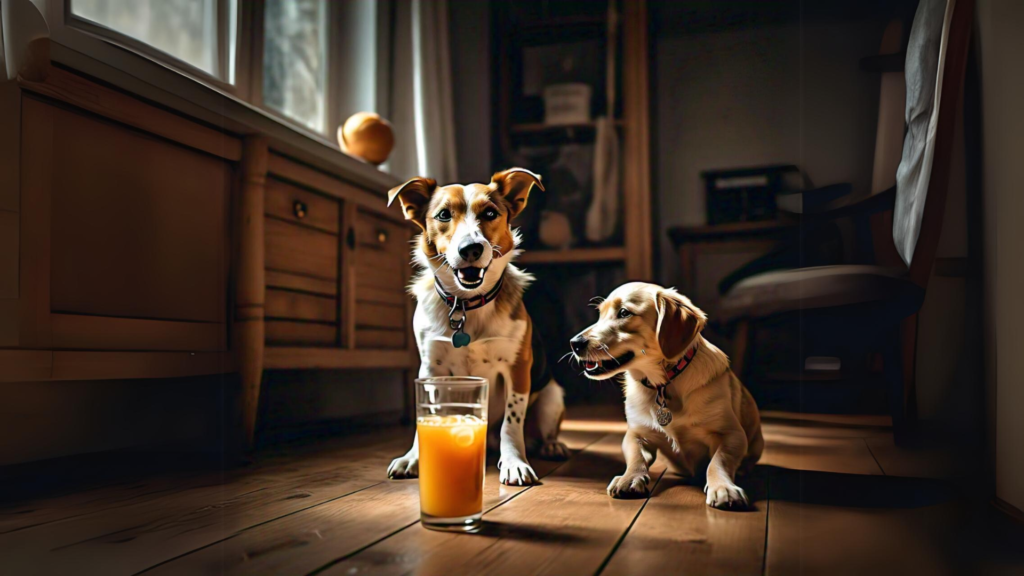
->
xmin=0 ymin=63 xmax=417 ymax=449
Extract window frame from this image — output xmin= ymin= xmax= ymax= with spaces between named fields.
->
xmin=63 ymin=0 xmax=245 ymax=95
xmin=49 ymin=0 xmax=385 ymax=141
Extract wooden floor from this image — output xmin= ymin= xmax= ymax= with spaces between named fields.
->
xmin=1 ymin=407 xmax=1018 ymax=576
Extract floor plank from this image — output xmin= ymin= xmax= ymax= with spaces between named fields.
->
xmin=0 ymin=437 xmax=409 ymax=575
xmin=765 ymin=466 xmax=964 ymax=576
xmin=601 ymin=467 xmax=769 ymax=576
xmin=864 ymin=435 xmax=962 ymax=479
xmin=0 ymin=429 xmax=409 ymax=535
xmin=139 ymin=430 xmax=604 ymax=576
xmin=760 ymin=423 xmax=884 ymax=476
xmin=322 ymin=433 xmax=666 ymax=576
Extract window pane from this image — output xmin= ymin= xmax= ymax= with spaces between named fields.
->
xmin=263 ymin=0 xmax=328 ymax=132
xmin=71 ymin=0 xmax=233 ymax=79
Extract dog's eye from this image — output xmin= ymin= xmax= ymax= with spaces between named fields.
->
xmin=617 ymin=308 xmax=633 ymax=319
xmin=435 ymin=208 xmax=452 ymax=222
xmin=480 ymin=207 xmax=499 ymax=221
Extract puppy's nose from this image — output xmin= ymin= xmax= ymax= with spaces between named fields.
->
xmin=570 ymin=336 xmax=588 ymax=355
xmin=459 ymin=242 xmax=484 ymax=263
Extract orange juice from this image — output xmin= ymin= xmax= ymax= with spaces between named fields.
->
xmin=417 ymin=414 xmax=487 ymax=519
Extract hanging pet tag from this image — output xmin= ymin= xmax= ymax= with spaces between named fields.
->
xmin=449 ymin=300 xmax=470 ymax=348
xmin=655 ymin=388 xmax=673 ymax=426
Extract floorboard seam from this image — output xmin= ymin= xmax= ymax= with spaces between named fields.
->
xmin=761 ymin=469 xmax=771 ymax=576
xmin=863 ymin=438 xmax=887 ymax=475
xmin=130 ymin=480 xmax=387 ymax=575
xmin=593 ymin=468 xmax=668 ymax=576
xmin=303 ymin=432 xmax=613 ymax=576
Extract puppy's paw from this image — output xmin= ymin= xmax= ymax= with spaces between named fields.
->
xmin=498 ymin=455 xmax=539 ymax=486
xmin=387 ymin=455 xmax=418 ymax=479
xmin=538 ymin=440 xmax=571 ymax=461
xmin=607 ymin=473 xmax=651 ymax=499
xmin=704 ymin=481 xmax=748 ymax=509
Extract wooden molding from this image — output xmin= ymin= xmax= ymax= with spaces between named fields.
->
xmin=236 ymin=136 xmax=269 ymax=449
xmin=51 ymin=314 xmax=227 ymax=352
xmin=0 ymin=349 xmax=52 ymax=381
xmin=19 ymin=67 xmax=241 ymax=161
xmin=264 ymin=348 xmax=417 ymax=371
xmin=50 ymin=351 xmax=233 ymax=381
xmin=622 ymin=0 xmax=654 ymax=280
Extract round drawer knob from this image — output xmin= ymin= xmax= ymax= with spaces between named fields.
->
xmin=377 ymin=230 xmax=388 ymax=243
xmin=293 ymin=200 xmax=307 ymax=219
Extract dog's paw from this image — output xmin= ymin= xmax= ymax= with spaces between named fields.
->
xmin=537 ymin=440 xmax=571 ymax=461
xmin=607 ymin=473 xmax=651 ymax=499
xmin=387 ymin=455 xmax=418 ymax=479
xmin=704 ymin=481 xmax=748 ymax=509
xmin=498 ymin=455 xmax=539 ymax=486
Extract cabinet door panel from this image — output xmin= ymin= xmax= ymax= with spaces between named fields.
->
xmin=44 ymin=102 xmax=230 ymax=323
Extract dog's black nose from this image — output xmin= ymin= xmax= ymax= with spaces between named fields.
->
xmin=570 ymin=336 xmax=588 ymax=355
xmin=459 ymin=242 xmax=484 ymax=263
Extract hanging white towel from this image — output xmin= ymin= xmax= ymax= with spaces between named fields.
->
xmin=586 ymin=116 xmax=620 ymax=242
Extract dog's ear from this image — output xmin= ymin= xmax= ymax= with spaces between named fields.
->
xmin=491 ymin=168 xmax=544 ymax=219
xmin=655 ymin=289 xmax=707 ymax=360
xmin=387 ymin=177 xmax=437 ymax=230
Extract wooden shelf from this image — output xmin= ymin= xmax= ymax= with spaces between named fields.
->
xmin=517 ymin=246 xmax=627 ymax=265
xmin=510 ymin=120 xmax=623 ymax=134
xmin=515 ymin=15 xmax=608 ymax=44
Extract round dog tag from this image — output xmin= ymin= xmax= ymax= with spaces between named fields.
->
xmin=452 ymin=332 xmax=471 ymax=348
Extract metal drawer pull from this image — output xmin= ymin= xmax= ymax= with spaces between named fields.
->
xmin=293 ymin=200 xmax=307 ymax=219
xmin=377 ymin=229 xmax=388 ymax=243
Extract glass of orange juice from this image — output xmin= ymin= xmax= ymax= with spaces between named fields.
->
xmin=416 ymin=376 xmax=488 ymax=533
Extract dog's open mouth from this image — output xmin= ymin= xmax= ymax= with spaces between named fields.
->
xmin=582 ymin=351 xmax=635 ymax=376
xmin=455 ymin=265 xmax=487 ymax=289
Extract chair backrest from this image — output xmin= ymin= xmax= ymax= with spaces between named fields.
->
xmin=893 ymin=0 xmax=974 ymax=287
xmin=871 ymin=19 xmax=906 ymax=196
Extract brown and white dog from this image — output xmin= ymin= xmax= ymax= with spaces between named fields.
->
xmin=386 ymin=168 xmax=569 ymax=486
xmin=570 ymin=282 xmax=763 ymax=508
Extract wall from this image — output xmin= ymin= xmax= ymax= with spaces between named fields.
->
xmin=977 ymin=0 xmax=1024 ymax=513
xmin=653 ymin=12 xmax=888 ymax=287
xmin=0 ymin=370 xmax=405 ymax=465
xmin=448 ymin=0 xmax=492 ymax=183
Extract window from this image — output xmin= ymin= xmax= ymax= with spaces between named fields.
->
xmin=62 ymin=0 xmax=380 ymax=138
xmin=70 ymin=0 xmax=237 ymax=82
xmin=262 ymin=0 xmax=328 ymax=132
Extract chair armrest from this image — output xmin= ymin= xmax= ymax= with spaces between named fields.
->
xmin=776 ymin=183 xmax=853 ymax=215
xmin=794 ymin=185 xmax=897 ymax=222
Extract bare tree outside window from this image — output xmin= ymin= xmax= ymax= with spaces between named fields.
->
xmin=72 ymin=0 xmax=227 ymax=78
xmin=262 ymin=0 xmax=328 ymax=132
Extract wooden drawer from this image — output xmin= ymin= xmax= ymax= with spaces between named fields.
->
xmin=265 ymin=270 xmax=337 ymax=298
xmin=266 ymin=320 xmax=337 ymax=346
xmin=265 ymin=218 xmax=339 ymax=280
xmin=351 ymin=210 xmax=412 ymax=351
xmin=355 ymin=210 xmax=409 ymax=255
xmin=265 ymin=178 xmax=339 ymax=234
xmin=266 ymin=289 xmax=337 ymax=323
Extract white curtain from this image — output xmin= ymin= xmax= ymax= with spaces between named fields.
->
xmin=387 ymin=0 xmax=458 ymax=184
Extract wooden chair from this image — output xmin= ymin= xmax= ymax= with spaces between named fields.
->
xmin=719 ymin=0 xmax=975 ymax=442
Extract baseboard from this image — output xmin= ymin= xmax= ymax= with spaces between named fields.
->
xmin=256 ymin=409 xmax=406 ymax=447
xmin=992 ymin=496 xmax=1024 ymax=525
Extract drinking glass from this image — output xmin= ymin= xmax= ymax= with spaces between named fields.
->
xmin=416 ymin=376 xmax=489 ymax=532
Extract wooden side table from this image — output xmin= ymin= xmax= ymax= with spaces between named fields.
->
xmin=667 ymin=220 xmax=798 ymax=298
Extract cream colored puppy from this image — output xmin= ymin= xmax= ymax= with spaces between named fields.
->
xmin=570 ymin=282 xmax=763 ymax=508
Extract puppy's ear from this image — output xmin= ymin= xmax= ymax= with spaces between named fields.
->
xmin=387 ymin=177 xmax=437 ymax=230
xmin=655 ymin=289 xmax=707 ymax=360
xmin=491 ymin=168 xmax=544 ymax=218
